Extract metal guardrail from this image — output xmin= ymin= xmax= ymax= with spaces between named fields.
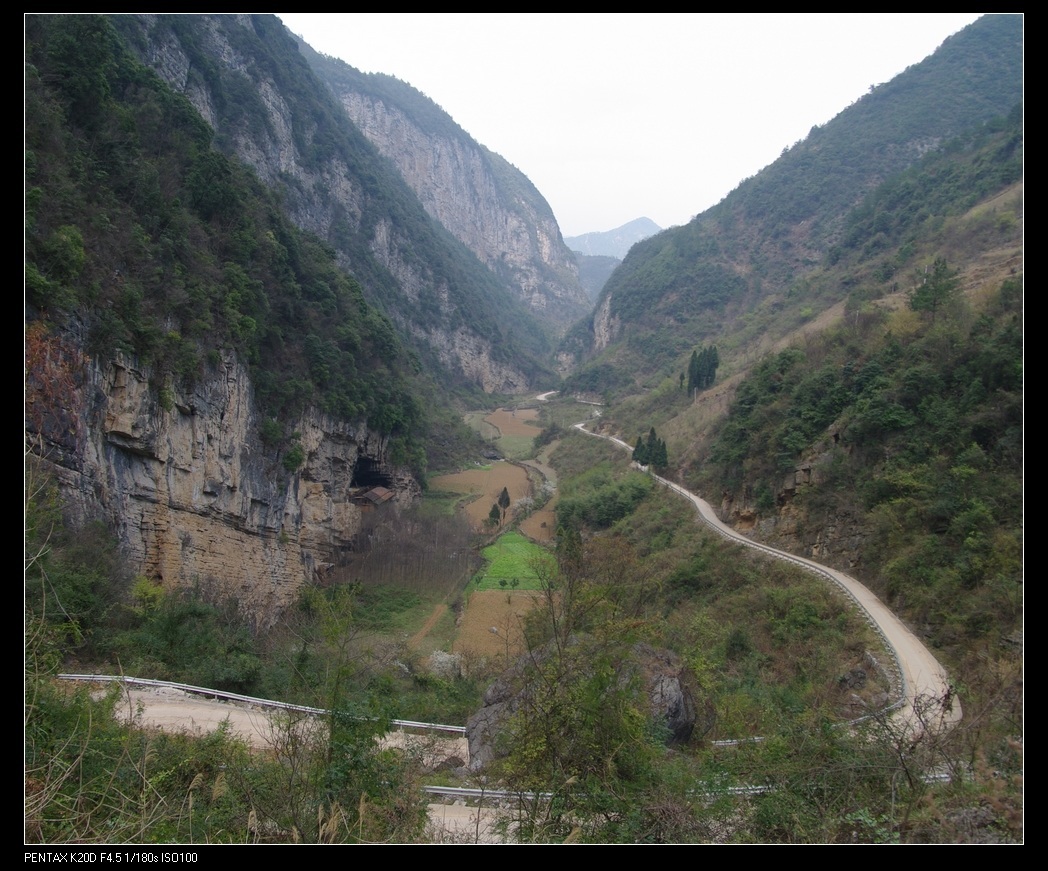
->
xmin=423 ymin=786 xmax=552 ymax=801
xmin=421 ymin=783 xmax=774 ymax=801
xmin=652 ymin=474 xmax=906 ymax=715
xmin=56 ymin=674 xmax=467 ymax=734
xmin=653 ymin=474 xmax=906 ymax=719
xmin=572 ymin=422 xmax=908 ymax=726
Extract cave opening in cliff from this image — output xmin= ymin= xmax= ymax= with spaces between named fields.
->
xmin=351 ymin=455 xmax=393 ymax=489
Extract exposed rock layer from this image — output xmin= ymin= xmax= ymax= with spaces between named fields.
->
xmin=720 ymin=446 xmax=867 ymax=574
xmin=329 ymin=88 xmax=590 ymax=334
xmin=38 ymin=351 xmax=414 ymax=628
xmin=124 ymin=14 xmax=536 ymax=393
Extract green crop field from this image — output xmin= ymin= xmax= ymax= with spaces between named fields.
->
xmin=491 ymin=433 xmax=535 ymax=460
xmin=473 ymin=531 xmax=550 ymax=590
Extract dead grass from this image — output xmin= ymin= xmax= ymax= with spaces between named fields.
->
xmin=430 ymin=464 xmax=530 ymax=530
xmin=484 ymin=407 xmax=541 ymax=438
xmin=454 ymin=590 xmax=543 ymax=662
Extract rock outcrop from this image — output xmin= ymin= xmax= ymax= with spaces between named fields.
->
xmin=35 ymin=349 xmax=414 ymax=628
xmin=591 ymin=293 xmax=621 ymax=352
xmin=465 ymin=637 xmax=710 ymax=772
xmin=721 ymin=444 xmax=868 ymax=574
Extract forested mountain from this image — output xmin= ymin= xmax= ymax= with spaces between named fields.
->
xmin=561 ymin=14 xmax=1022 ymax=396
xmin=26 ymin=15 xmax=417 ymax=431
xmin=111 ymin=13 xmax=557 ymax=395
xmin=577 ymin=17 xmax=1022 ymax=837
xmin=583 ymin=15 xmax=1022 ymax=643
xmin=25 ymin=13 xmax=1022 ymax=844
xmin=692 ymin=106 xmax=1024 ymax=665
xmin=297 ymin=43 xmax=591 ymax=334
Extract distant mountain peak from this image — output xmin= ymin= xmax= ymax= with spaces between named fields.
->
xmin=565 ymin=217 xmax=662 ymax=259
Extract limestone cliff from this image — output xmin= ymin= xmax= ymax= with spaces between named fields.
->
xmin=338 ymin=92 xmax=588 ymax=331
xmin=37 ymin=349 xmax=415 ymax=628
xmin=298 ymin=50 xmax=591 ymax=335
xmin=591 ymin=293 xmax=621 ymax=352
xmin=117 ymin=14 xmax=547 ymax=394
xmin=719 ymin=445 xmax=868 ymax=577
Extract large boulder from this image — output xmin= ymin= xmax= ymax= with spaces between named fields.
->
xmin=465 ymin=636 xmax=713 ymax=772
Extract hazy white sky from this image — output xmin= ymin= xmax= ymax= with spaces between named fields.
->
xmin=279 ymin=13 xmax=992 ymax=237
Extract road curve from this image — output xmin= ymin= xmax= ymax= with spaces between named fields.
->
xmin=572 ymin=422 xmax=961 ymax=733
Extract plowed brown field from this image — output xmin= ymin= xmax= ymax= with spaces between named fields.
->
xmin=518 ymin=495 xmax=557 ymax=542
xmin=453 ymin=590 xmax=543 ymax=662
xmin=430 ymin=463 xmax=530 ymax=530
xmin=483 ymin=407 xmax=540 ymax=437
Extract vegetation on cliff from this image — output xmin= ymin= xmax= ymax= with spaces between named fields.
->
xmin=116 ymin=13 xmax=555 ymax=385
xmin=547 ymin=17 xmax=1022 ymax=840
xmin=26 ymin=15 xmax=431 ymax=476
xmin=298 ymin=38 xmax=589 ymax=332
xmin=24 ymin=13 xmax=1022 ymax=844
xmin=698 ymin=271 xmax=1022 ymax=733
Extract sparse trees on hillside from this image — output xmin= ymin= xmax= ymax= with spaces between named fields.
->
xmin=909 ymin=257 xmax=959 ymax=323
xmin=688 ymin=345 xmax=719 ymax=396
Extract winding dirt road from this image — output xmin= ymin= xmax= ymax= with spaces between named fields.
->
xmin=75 ymin=397 xmax=959 ymax=844
xmin=572 ymin=421 xmax=961 ymax=734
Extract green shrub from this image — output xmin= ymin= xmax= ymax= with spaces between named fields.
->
xmin=282 ymin=441 xmax=305 ymax=472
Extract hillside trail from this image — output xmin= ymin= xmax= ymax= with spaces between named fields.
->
xmin=85 ymin=391 xmax=956 ymax=843
xmin=408 ymin=603 xmax=447 ymax=650
xmin=572 ymin=421 xmax=962 ymax=737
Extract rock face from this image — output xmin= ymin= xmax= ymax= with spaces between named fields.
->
xmin=591 ymin=293 xmax=621 ymax=352
xmin=721 ymin=446 xmax=867 ymax=574
xmin=303 ymin=58 xmax=591 ymax=335
xmin=631 ymin=642 xmax=707 ymax=744
xmin=420 ymin=326 xmax=530 ymax=395
xmin=465 ymin=638 xmax=709 ymax=772
xmin=120 ymin=14 xmax=540 ymax=394
xmin=37 ymin=350 xmax=414 ymax=628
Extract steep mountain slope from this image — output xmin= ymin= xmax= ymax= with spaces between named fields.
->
xmin=298 ymin=43 xmax=591 ymax=335
xmin=113 ymin=13 xmax=554 ymax=394
xmin=581 ymin=29 xmax=1022 ymax=800
xmin=26 ymin=14 xmax=436 ymax=617
xmin=562 ymin=15 xmax=1022 ymax=395
xmin=694 ymin=112 xmax=1023 ymax=647
xmin=574 ymin=253 xmax=622 ymax=302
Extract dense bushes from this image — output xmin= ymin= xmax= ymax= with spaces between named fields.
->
xmin=704 ymin=275 xmax=1023 ymax=656
xmin=26 ymin=15 xmax=431 ymax=467
xmin=557 ymin=467 xmax=653 ymax=530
